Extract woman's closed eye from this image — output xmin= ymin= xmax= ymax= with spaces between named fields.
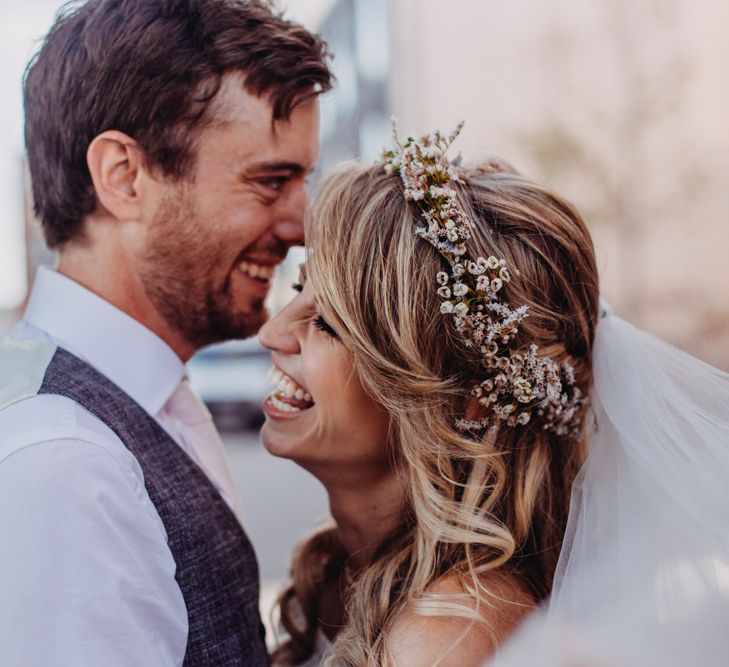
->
xmin=313 ymin=315 xmax=338 ymax=338
xmin=291 ymin=282 xmax=338 ymax=337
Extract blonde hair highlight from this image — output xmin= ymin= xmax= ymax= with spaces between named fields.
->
xmin=273 ymin=161 xmax=600 ymax=666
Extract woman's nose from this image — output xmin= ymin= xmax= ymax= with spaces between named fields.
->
xmin=259 ymin=304 xmax=300 ymax=355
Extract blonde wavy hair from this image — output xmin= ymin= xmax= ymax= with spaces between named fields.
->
xmin=273 ymin=160 xmax=600 ymax=666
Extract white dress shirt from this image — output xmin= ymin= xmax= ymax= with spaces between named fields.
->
xmin=0 ymin=267 xmax=240 ymax=666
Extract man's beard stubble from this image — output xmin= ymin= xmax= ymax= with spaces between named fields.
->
xmin=138 ymin=195 xmax=269 ymax=351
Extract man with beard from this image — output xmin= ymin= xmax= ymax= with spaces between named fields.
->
xmin=0 ymin=1 xmax=331 ymax=665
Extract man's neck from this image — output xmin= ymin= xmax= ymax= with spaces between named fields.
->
xmin=57 ymin=245 xmax=196 ymax=362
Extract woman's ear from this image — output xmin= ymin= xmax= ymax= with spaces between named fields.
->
xmin=86 ymin=130 xmax=145 ymax=222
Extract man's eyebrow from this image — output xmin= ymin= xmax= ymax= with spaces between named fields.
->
xmin=246 ymin=160 xmax=310 ymax=175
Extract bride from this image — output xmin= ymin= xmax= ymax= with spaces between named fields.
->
xmin=259 ymin=124 xmax=729 ymax=666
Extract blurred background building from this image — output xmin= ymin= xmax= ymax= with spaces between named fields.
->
xmin=1 ymin=0 xmax=727 ymax=640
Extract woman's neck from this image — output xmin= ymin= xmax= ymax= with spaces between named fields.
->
xmin=324 ymin=468 xmax=405 ymax=572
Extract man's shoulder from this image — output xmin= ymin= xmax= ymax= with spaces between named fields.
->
xmin=0 ymin=336 xmax=57 ymax=411
xmin=0 ymin=336 xmax=122 ymax=457
xmin=0 ymin=391 xmax=141 ymax=479
xmin=0 ymin=393 xmax=151 ymax=532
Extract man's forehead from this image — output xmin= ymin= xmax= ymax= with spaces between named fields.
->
xmin=209 ymin=72 xmax=319 ymax=136
xmin=208 ymin=74 xmax=275 ymax=130
xmin=196 ymin=73 xmax=320 ymax=171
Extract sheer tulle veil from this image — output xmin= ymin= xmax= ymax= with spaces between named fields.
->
xmin=490 ymin=300 xmax=729 ymax=666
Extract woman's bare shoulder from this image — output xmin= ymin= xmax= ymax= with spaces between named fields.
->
xmin=385 ymin=572 xmax=535 ymax=667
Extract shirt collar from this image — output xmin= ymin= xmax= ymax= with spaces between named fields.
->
xmin=24 ymin=267 xmax=185 ymax=416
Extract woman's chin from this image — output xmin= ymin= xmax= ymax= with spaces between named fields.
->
xmin=260 ymin=423 xmax=293 ymax=459
xmin=260 ymin=417 xmax=315 ymax=462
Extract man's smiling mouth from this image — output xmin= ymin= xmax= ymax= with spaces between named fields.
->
xmin=238 ymin=260 xmax=276 ymax=282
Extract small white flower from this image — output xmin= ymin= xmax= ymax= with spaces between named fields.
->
xmin=482 ymin=341 xmax=498 ymax=356
xmin=454 ymin=302 xmax=469 ymax=317
xmin=444 ymin=220 xmax=456 ymax=230
xmin=436 ymin=271 xmax=449 ymax=285
xmin=453 ymin=263 xmax=466 ymax=277
xmin=499 ymin=267 xmax=511 ymax=282
xmin=437 ymin=286 xmax=452 ymax=298
xmin=487 ymin=256 xmax=500 ymax=269
xmin=447 ymin=229 xmax=459 ymax=242
xmin=452 ymin=282 xmax=468 ymax=297
xmin=476 ymin=275 xmax=489 ymax=290
xmin=514 ymin=377 xmax=531 ymax=390
xmin=430 ymin=186 xmax=456 ymax=199
xmin=517 ymin=412 xmax=531 ymax=425
xmin=440 ymin=301 xmax=455 ymax=314
xmin=476 ymin=257 xmax=489 ymax=272
xmin=491 ymin=277 xmax=503 ymax=292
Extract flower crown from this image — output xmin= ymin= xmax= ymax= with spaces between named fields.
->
xmin=381 ymin=120 xmax=586 ymax=438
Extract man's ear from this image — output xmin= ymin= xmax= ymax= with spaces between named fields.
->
xmin=86 ymin=130 xmax=146 ymax=221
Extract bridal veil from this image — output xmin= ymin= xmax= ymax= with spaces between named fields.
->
xmin=490 ymin=301 xmax=729 ymax=666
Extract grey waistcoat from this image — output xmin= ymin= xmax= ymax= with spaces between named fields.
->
xmin=39 ymin=348 xmax=270 ymax=667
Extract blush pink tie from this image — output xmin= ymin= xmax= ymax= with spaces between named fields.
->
xmin=162 ymin=377 xmax=244 ymax=525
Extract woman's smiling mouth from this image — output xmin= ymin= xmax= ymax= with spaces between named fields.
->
xmin=265 ymin=366 xmax=315 ymax=415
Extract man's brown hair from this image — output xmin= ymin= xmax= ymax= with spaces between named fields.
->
xmin=23 ymin=0 xmax=333 ymax=248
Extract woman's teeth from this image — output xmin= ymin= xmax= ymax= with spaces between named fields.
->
xmin=270 ymin=394 xmax=305 ymax=413
xmin=266 ymin=367 xmax=314 ymax=413
xmin=239 ymin=261 xmax=275 ymax=280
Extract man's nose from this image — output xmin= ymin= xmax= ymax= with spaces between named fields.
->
xmin=272 ymin=184 xmax=308 ymax=247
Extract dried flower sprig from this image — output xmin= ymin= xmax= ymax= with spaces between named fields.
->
xmin=382 ymin=120 xmax=586 ymax=438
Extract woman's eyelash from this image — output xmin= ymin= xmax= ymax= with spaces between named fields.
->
xmin=314 ymin=315 xmax=338 ymax=338
xmin=289 ymin=282 xmax=336 ymax=337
